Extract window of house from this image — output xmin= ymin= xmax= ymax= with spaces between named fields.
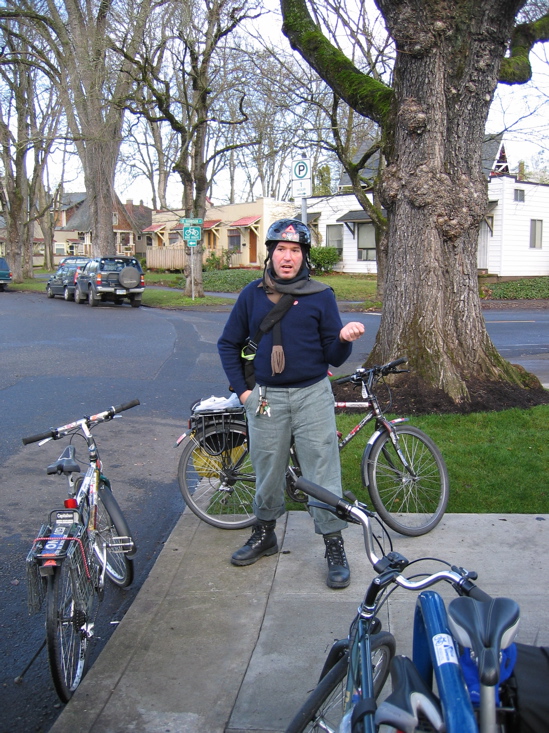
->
xmin=228 ymin=229 xmax=241 ymax=253
xmin=514 ymin=189 xmax=525 ymax=202
xmin=326 ymin=224 xmax=343 ymax=255
xmin=169 ymin=231 xmax=182 ymax=246
xmin=113 ymin=212 xmax=119 ymax=225
xmin=530 ymin=219 xmax=543 ymax=249
xmin=357 ymin=223 xmax=376 ymax=261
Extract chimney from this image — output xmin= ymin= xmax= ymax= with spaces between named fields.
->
xmin=126 ymin=199 xmax=133 ymax=212
xmin=517 ymin=161 xmax=525 ymax=181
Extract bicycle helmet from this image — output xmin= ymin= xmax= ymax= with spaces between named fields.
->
xmin=265 ymin=219 xmax=311 ymax=251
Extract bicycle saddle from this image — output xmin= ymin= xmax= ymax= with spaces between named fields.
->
xmin=375 ymin=655 xmax=444 ymax=733
xmin=448 ymin=596 xmax=520 ymax=686
xmin=47 ymin=445 xmax=81 ymax=475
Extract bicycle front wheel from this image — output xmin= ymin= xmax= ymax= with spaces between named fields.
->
xmin=45 ymin=562 xmax=90 ymax=702
xmin=178 ymin=424 xmax=256 ymax=529
xmin=95 ymin=484 xmax=134 ymax=587
xmin=285 ymin=631 xmax=395 ymax=733
xmin=365 ymin=425 xmax=449 ymax=536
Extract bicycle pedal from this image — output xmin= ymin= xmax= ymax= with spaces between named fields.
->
xmin=106 ymin=536 xmax=134 ymax=553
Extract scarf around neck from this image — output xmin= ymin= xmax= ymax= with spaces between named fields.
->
xmin=261 ymin=267 xmax=331 ymax=376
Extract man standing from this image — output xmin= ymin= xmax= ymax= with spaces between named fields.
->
xmin=217 ymin=219 xmax=365 ymax=588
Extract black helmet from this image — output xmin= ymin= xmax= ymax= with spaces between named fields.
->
xmin=265 ymin=218 xmax=311 ymax=250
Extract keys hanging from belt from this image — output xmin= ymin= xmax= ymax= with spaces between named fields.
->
xmin=256 ymin=385 xmax=271 ymax=417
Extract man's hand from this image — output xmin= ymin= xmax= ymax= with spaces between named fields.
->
xmin=240 ymin=390 xmax=252 ymax=404
xmin=340 ymin=321 xmax=365 ymax=343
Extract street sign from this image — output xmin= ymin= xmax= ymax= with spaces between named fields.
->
xmin=292 ymin=158 xmax=311 ymax=198
xmin=180 ymin=217 xmax=203 ymax=246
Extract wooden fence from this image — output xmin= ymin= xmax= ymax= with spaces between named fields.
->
xmin=146 ymin=247 xmax=188 ymax=270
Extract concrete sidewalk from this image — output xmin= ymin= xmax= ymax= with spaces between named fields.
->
xmin=50 ymin=510 xmax=549 ymax=733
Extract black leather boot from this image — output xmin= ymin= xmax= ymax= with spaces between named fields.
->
xmin=324 ymin=531 xmax=351 ymax=589
xmin=231 ymin=520 xmax=278 ymax=566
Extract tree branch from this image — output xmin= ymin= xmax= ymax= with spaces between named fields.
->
xmin=279 ymin=0 xmax=392 ymax=126
xmin=499 ymin=12 xmax=549 ymax=84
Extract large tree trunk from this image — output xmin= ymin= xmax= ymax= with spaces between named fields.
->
xmin=280 ymin=0 xmax=541 ymax=402
xmin=369 ymin=0 xmax=526 ymax=400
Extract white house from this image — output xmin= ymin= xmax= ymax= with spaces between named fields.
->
xmin=306 ymin=193 xmax=378 ymax=274
xmin=308 ymin=141 xmax=548 ymax=277
xmin=479 ymin=175 xmax=548 ymax=276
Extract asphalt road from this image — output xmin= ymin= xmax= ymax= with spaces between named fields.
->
xmin=0 ymin=290 xmax=547 ymax=733
xmin=0 ymin=291 xmax=231 ymax=733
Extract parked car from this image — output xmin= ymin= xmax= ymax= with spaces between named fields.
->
xmin=0 ymin=257 xmax=12 ymax=291
xmin=46 ymin=263 xmax=85 ymax=301
xmin=74 ymin=256 xmax=145 ymax=307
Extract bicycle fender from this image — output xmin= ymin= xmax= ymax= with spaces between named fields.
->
xmin=361 ymin=418 xmax=409 ymax=487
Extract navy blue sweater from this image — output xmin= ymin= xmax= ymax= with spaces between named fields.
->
xmin=217 ymin=279 xmax=352 ymax=396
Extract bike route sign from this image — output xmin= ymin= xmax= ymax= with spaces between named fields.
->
xmin=180 ymin=218 xmax=203 ymax=246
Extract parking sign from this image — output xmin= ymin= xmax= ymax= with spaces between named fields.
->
xmin=292 ymin=159 xmax=311 ymax=198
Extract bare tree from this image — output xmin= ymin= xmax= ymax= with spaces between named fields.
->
xmin=0 ymin=21 xmax=61 ymax=279
xmin=120 ymin=102 xmax=181 ymax=210
xmin=1 ymin=0 xmax=155 ymax=256
xmin=281 ymin=0 xmax=549 ymax=402
xmin=121 ymin=0 xmax=263 ymax=297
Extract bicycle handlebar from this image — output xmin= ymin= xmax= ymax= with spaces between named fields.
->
xmin=22 ymin=429 xmax=57 ymax=445
xmin=333 ymin=356 xmax=409 ymax=385
xmin=22 ymin=399 xmax=140 ymax=445
xmin=294 ymin=476 xmax=490 ymax=600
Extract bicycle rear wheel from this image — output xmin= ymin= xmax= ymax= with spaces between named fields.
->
xmin=285 ymin=631 xmax=395 ymax=733
xmin=45 ymin=561 xmax=90 ymax=702
xmin=95 ymin=484 xmax=134 ymax=587
xmin=364 ymin=425 xmax=449 ymax=536
xmin=178 ymin=424 xmax=257 ymax=529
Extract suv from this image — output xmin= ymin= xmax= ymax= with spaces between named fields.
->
xmin=46 ymin=263 xmax=86 ymax=301
xmin=75 ymin=256 xmax=145 ymax=307
xmin=0 ymin=257 xmax=12 ymax=291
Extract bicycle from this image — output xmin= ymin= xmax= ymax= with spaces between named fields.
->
xmin=176 ymin=357 xmax=449 ymax=536
xmin=285 ymin=476 xmax=522 ymax=733
xmin=23 ymin=399 xmax=139 ymax=702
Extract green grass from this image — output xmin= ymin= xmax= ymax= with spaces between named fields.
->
xmin=141 ymin=289 xmax=235 ymax=307
xmin=482 ymin=277 xmax=549 ymax=300
xmin=335 ymin=405 xmax=549 ymax=514
xmin=16 ymin=271 xmax=548 ymax=311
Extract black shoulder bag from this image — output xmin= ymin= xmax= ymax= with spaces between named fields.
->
xmin=240 ymin=293 xmax=294 ymax=390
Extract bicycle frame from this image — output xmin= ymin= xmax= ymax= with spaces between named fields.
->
xmin=413 ymin=591 xmax=478 ymax=732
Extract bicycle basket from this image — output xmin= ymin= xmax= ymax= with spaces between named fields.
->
xmin=190 ymin=407 xmax=247 ymax=457
xmin=26 ymin=523 xmax=50 ymax=615
xmin=26 ymin=521 xmax=96 ymax=615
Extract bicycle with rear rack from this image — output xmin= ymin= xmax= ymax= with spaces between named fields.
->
xmin=23 ymin=399 xmax=139 ymax=702
xmin=176 ymin=357 xmax=449 ymax=536
xmin=285 ymin=476 xmax=524 ymax=733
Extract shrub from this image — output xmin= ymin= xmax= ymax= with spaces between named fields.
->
xmin=204 ymin=250 xmax=233 ymax=271
xmin=309 ymin=246 xmax=341 ymax=273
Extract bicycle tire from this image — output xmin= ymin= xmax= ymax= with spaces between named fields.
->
xmin=95 ymin=484 xmax=134 ymax=587
xmin=364 ymin=425 xmax=449 ymax=536
xmin=45 ymin=561 xmax=90 ymax=702
xmin=285 ymin=631 xmax=395 ymax=733
xmin=178 ymin=424 xmax=257 ymax=529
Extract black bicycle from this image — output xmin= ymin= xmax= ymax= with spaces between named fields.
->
xmin=24 ymin=400 xmax=139 ymax=702
xmin=176 ymin=358 xmax=449 ymax=536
